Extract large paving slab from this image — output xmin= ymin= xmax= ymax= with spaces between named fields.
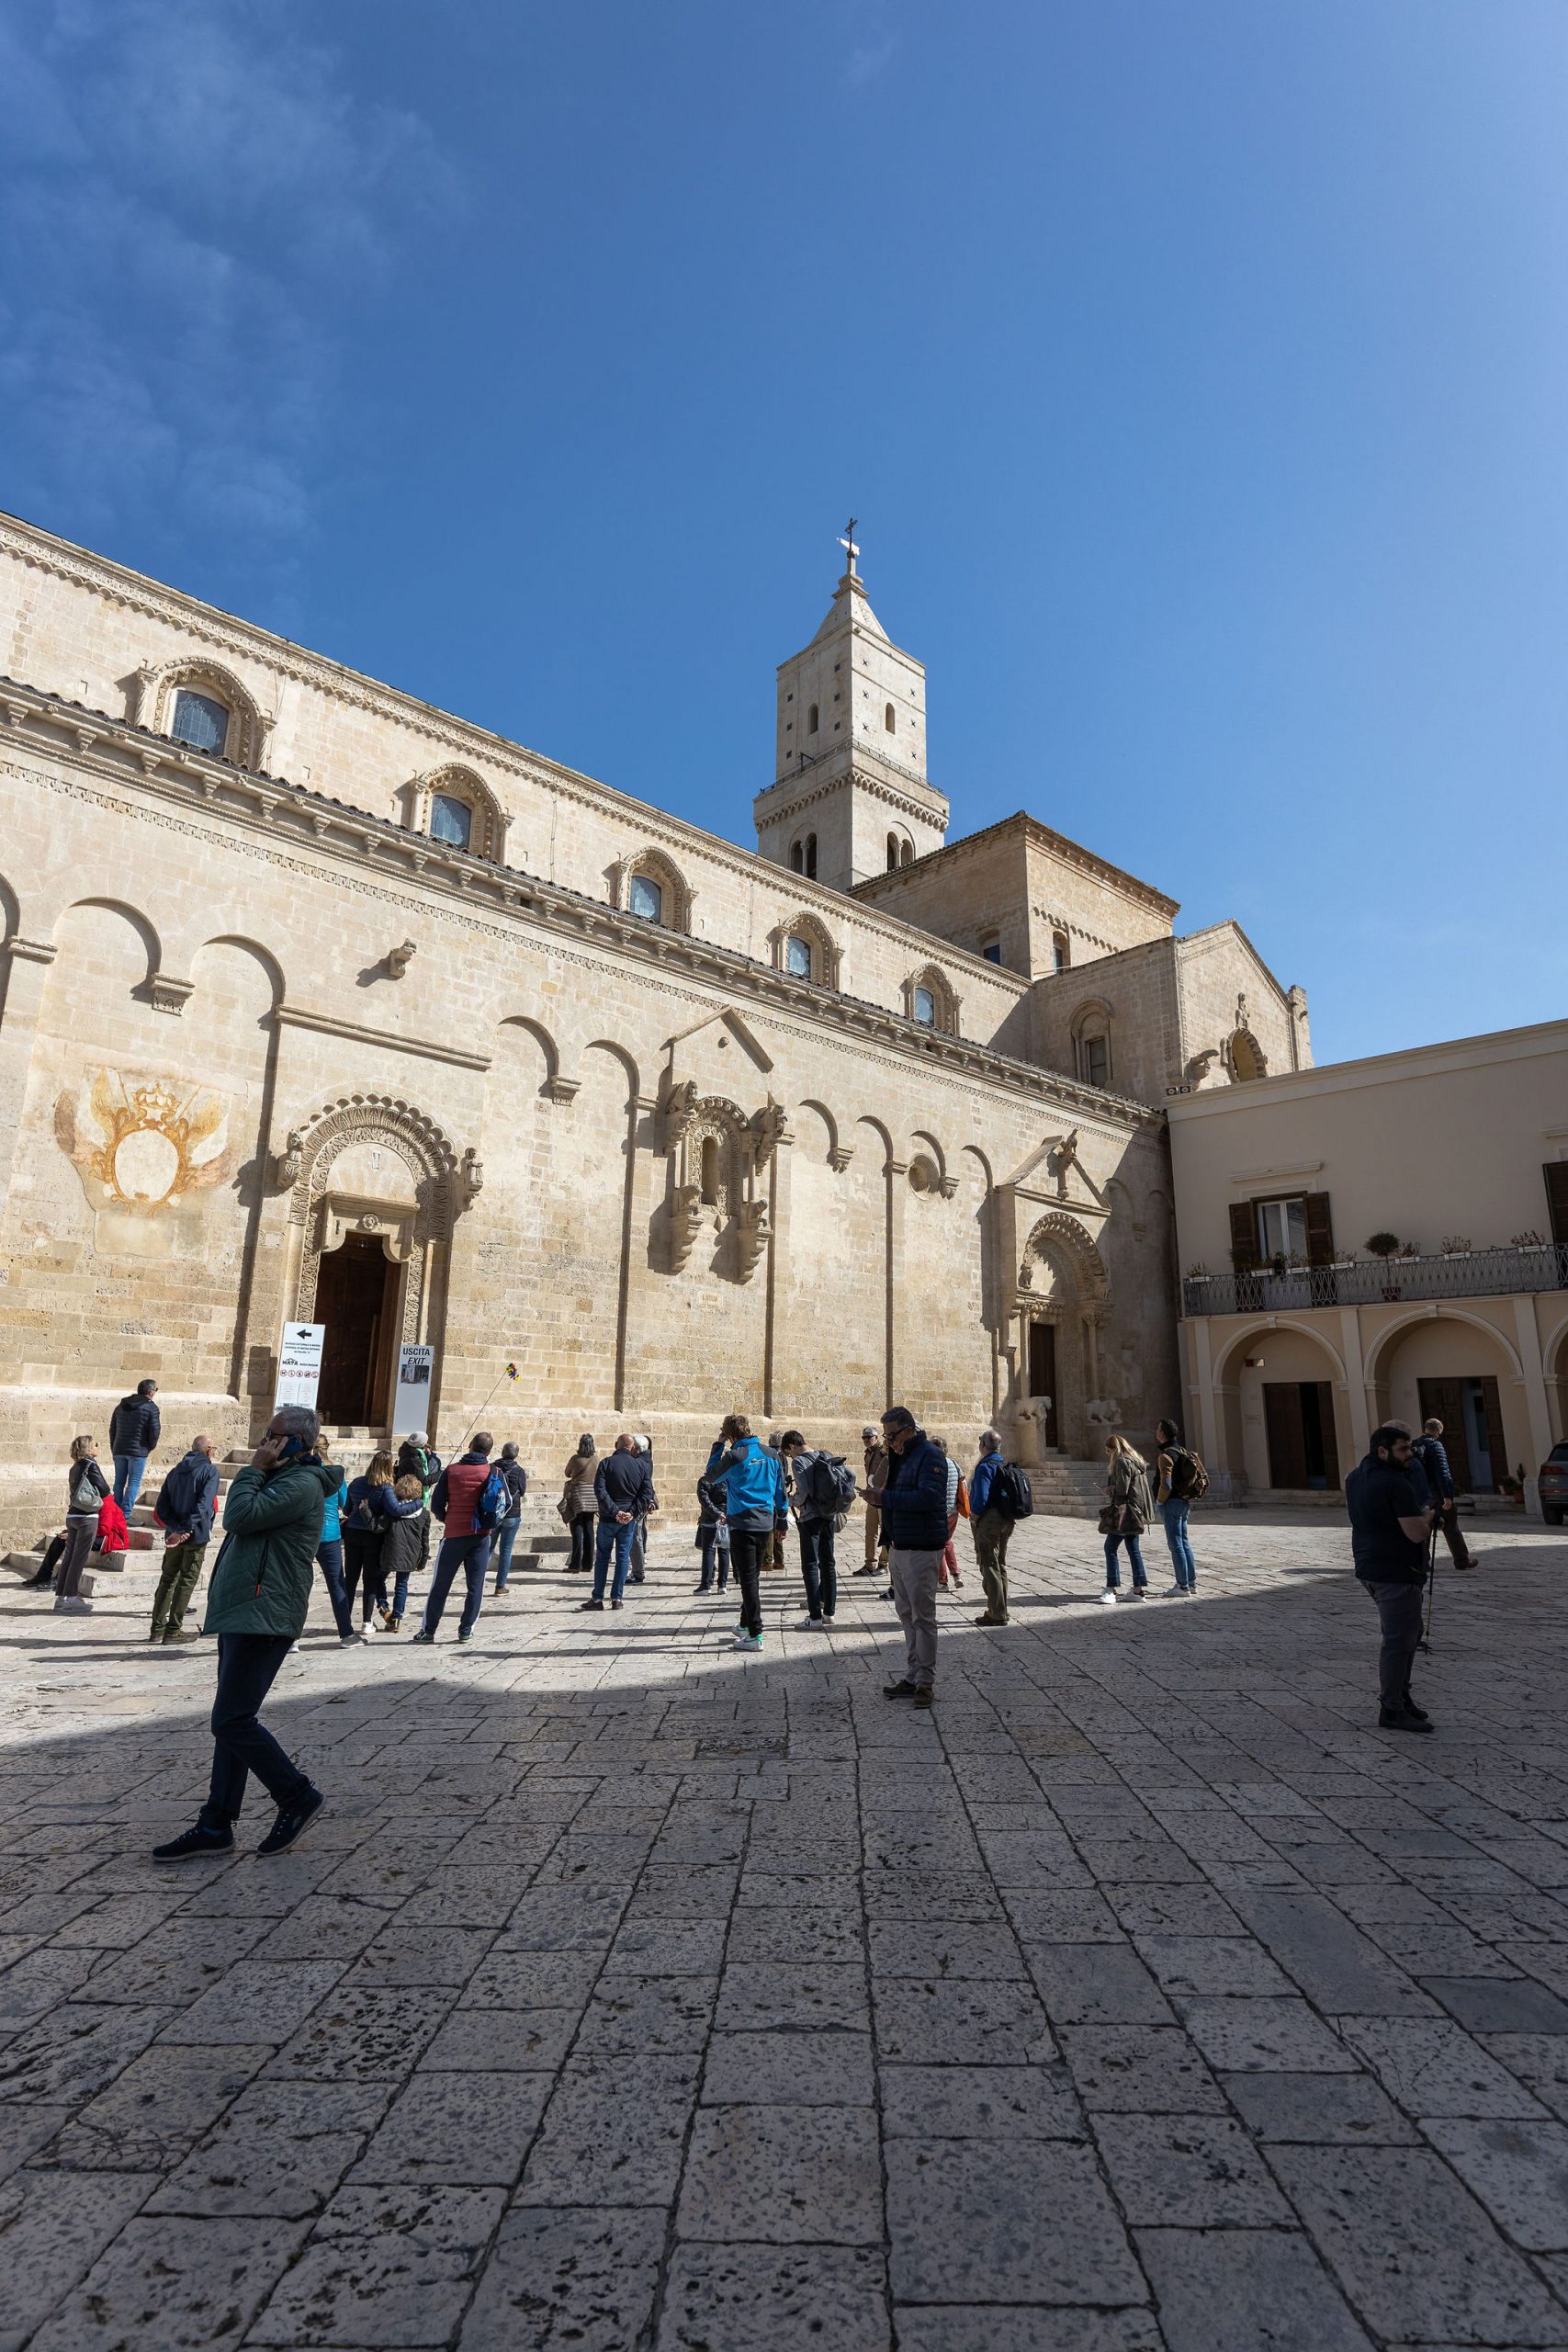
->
xmin=2 ymin=1507 xmax=1566 ymax=2347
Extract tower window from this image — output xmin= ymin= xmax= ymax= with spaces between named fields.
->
xmin=1052 ymin=930 xmax=1070 ymax=973
xmin=171 ymin=689 xmax=229 ymax=754
xmin=804 ymin=831 xmax=818 ymax=879
xmin=912 ymin=987 xmax=936 ymax=1026
xmin=808 ymin=704 xmax=819 ymax=734
xmin=981 ymin=936 xmax=1002 ymax=965
xmin=885 ymin=702 xmax=896 ymax=732
xmin=886 ymin=832 xmax=899 ymax=872
xmin=629 ymin=874 xmax=663 ymax=922
xmin=700 ymin=1136 xmax=720 ymax=1206
xmin=785 ymin=934 xmax=812 ymax=979
xmin=1079 ymin=1034 xmax=1110 ymax=1088
xmin=430 ymin=793 xmax=473 ymax=850
xmin=790 ymin=840 xmax=805 ymax=874
xmin=899 ymin=837 xmax=914 ymax=867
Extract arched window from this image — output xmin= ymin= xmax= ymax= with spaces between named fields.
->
xmin=804 ymin=832 xmax=818 ymax=879
xmin=629 ymin=873 xmax=664 ymax=922
xmin=171 ymin=688 xmax=229 ymax=755
xmin=905 ymin=966 xmax=959 ymax=1035
xmin=699 ymin=1136 xmax=720 ymax=1206
xmin=1078 ymin=1034 xmax=1111 ymax=1087
xmin=785 ymin=934 xmax=813 ymax=979
xmin=430 ymin=792 xmax=473 ymax=850
xmin=980 ymin=933 xmax=1002 ymax=966
xmin=1052 ymin=930 xmax=1070 ymax=974
xmin=886 ymin=832 xmax=900 ymax=872
xmin=899 ymin=837 xmax=914 ymax=867
xmin=772 ymin=911 xmax=840 ymax=989
xmin=885 ymin=701 xmax=896 ymax=733
xmin=808 ymin=703 xmax=819 ymax=734
xmin=912 ymin=986 xmax=936 ymax=1026
xmin=790 ymin=839 xmax=805 ymax=874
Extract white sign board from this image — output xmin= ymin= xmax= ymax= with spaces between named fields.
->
xmin=276 ymin=1323 xmax=325 ymax=1412
xmin=393 ymin=1342 xmax=435 ymax=1442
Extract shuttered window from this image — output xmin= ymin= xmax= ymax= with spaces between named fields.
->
xmin=1303 ymin=1193 xmax=1335 ymax=1265
xmin=1545 ymin=1161 xmax=1568 ymax=1247
xmin=1229 ymin=1201 xmax=1258 ymax=1269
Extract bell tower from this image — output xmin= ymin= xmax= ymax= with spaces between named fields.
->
xmin=753 ymin=529 xmax=950 ymax=892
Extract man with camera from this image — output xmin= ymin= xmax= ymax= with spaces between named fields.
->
xmin=1346 ymin=1420 xmax=1437 ymax=1735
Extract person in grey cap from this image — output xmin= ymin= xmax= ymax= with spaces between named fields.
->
xmin=854 ymin=1424 xmax=886 ymax=1577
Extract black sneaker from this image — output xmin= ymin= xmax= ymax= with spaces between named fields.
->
xmin=457 ymin=1629 xmax=473 ymax=1644
xmin=913 ymin=1687 xmax=935 ymax=1709
xmin=152 ymin=1824 xmax=234 ymax=1862
xmin=580 ymin=1598 xmax=604 ymax=1611
xmin=1379 ymin=1705 xmax=1434 ymax=1735
xmin=409 ymin=1630 xmax=434 ymax=1644
xmin=257 ymin=1786 xmax=326 ymax=1858
xmin=610 ymin=1598 xmax=624 ymax=1610
xmin=883 ymin=1679 xmax=918 ymax=1701
xmin=1401 ymin=1694 xmax=1431 ymax=1723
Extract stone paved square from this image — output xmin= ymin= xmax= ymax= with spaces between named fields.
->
xmin=2 ymin=1510 xmax=1566 ymax=2347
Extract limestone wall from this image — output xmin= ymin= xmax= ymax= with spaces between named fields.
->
xmin=0 ymin=725 xmax=1178 ymax=1550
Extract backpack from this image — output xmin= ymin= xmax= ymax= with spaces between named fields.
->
xmin=807 ymin=1453 xmax=858 ymax=1513
xmin=991 ymin=1461 xmax=1034 ymax=1521
xmin=475 ymin=1464 xmax=511 ymax=1530
xmin=1165 ymin=1445 xmax=1210 ymax=1502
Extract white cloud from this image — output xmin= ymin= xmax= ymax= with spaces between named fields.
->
xmin=0 ymin=0 xmax=457 ymax=586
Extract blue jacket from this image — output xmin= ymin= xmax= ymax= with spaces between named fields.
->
xmin=344 ymin=1476 xmax=423 ymax=1535
xmin=1412 ymin=1433 xmax=1454 ymax=1502
xmin=320 ymin=1468 xmax=346 ymax=1543
xmin=152 ymin=1449 xmax=220 ymax=1544
xmin=710 ymin=1437 xmax=788 ymax=1531
xmin=970 ymin=1448 xmax=1003 ymax=1518
xmin=879 ymin=1430 xmax=951 ymax=1550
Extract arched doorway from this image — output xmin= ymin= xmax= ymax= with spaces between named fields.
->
xmin=1213 ymin=1322 xmax=1347 ymax=1493
xmin=276 ymin=1095 xmax=472 ymax=1435
xmin=1012 ymin=1213 xmax=1111 ymax=1457
xmin=1369 ymin=1311 xmax=1524 ymax=1495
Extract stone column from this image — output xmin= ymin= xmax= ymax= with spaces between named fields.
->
xmin=884 ymin=1154 xmax=908 ymax=1404
xmin=761 ymin=1132 xmax=795 ymax=1421
xmin=615 ymin=1092 xmax=664 ymax=1418
xmin=0 ymin=937 xmax=55 ymax=1217
xmin=1338 ymin=1306 xmax=1371 ymax=1462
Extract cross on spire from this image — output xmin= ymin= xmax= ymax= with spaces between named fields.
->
xmin=838 ymin=517 xmax=860 ymax=578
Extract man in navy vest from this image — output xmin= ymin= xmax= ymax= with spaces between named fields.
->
xmin=878 ymin=1406 xmax=953 ymax=1709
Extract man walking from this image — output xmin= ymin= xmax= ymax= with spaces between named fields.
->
xmin=412 ymin=1431 xmax=498 ymax=1645
xmin=149 ymin=1432 xmax=220 ymax=1645
xmin=109 ymin=1377 xmax=160 ymax=1512
xmin=1413 ymin=1418 xmax=1476 ymax=1572
xmin=1154 ymin=1418 xmax=1202 ymax=1596
xmin=152 ymin=1405 xmax=333 ymax=1860
xmin=969 ymin=1429 xmax=1011 ymax=1626
xmin=854 ymin=1424 xmax=885 ymax=1576
xmin=1346 ymin=1421 xmax=1437 ymax=1735
xmin=879 ymin=1406 xmax=953 ymax=1709
xmin=581 ymin=1433 xmax=655 ymax=1612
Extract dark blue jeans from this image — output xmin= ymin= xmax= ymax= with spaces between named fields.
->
xmin=1103 ymin=1532 xmax=1147 ymax=1589
xmin=799 ymin=1518 xmax=837 ymax=1619
xmin=424 ymin=1531 xmax=491 ymax=1636
xmin=697 ymin=1529 xmax=729 ymax=1590
xmin=316 ymin=1539 xmax=353 ymax=1637
xmin=592 ymin=1518 xmax=636 ymax=1601
xmin=490 ymin=1520 xmax=520 ymax=1589
xmin=1160 ymin=1498 xmax=1197 ymax=1590
xmin=113 ymin=1453 xmax=147 ymax=1512
xmin=198 ymin=1633 xmax=310 ymax=1833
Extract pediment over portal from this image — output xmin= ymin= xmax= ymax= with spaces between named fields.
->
xmin=1001 ymin=1126 xmax=1109 ymax=1224
xmin=663 ymin=1005 xmax=775 ymax=1105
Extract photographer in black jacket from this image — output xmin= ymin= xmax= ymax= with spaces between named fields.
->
xmin=1346 ymin=1421 xmax=1437 ymax=1734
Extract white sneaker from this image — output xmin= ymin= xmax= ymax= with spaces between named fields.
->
xmin=797 ymin=1614 xmax=825 ymax=1630
xmin=731 ymin=1631 xmax=762 ymax=1651
xmin=1099 ymin=1589 xmax=1119 ymax=1606
xmin=66 ymin=1596 xmax=93 ymax=1612
xmin=1160 ymin=1583 xmax=1185 ymax=1598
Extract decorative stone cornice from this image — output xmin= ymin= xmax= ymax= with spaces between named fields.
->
xmin=0 ymin=686 xmax=1163 ymax=1133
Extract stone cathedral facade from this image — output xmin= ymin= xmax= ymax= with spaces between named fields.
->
xmin=0 ymin=514 xmax=1309 ymax=1544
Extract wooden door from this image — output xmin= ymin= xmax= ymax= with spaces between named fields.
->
xmin=1264 ymin=1383 xmax=1307 ymax=1488
xmin=1417 ymin=1377 xmax=1470 ymax=1491
xmin=1027 ymin=1322 xmax=1059 ymax=1448
xmin=316 ymin=1236 xmax=397 ymax=1427
xmin=1314 ymin=1382 xmax=1341 ymax=1488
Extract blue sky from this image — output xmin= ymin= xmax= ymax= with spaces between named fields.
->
xmin=2 ymin=0 xmax=1564 ymax=1063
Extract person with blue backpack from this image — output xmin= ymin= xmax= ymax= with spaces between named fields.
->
xmin=705 ymin=1413 xmax=788 ymax=1653
xmin=411 ymin=1430 xmax=507 ymax=1645
xmin=779 ymin=1430 xmax=856 ymax=1627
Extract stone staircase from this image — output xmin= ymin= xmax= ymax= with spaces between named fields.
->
xmin=1025 ymin=1450 xmax=1107 ymax=1520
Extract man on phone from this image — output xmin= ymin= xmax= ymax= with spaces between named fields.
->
xmin=1346 ymin=1421 xmax=1438 ymax=1735
xmin=152 ymin=1405 xmax=337 ymax=1860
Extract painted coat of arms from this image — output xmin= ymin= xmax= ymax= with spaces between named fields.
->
xmin=55 ymin=1069 xmax=233 ymax=1240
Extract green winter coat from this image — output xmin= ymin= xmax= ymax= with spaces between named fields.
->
xmin=202 ymin=1456 xmax=339 ymax=1637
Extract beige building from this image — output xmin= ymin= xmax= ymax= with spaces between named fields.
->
xmin=1168 ymin=1019 xmax=1568 ymax=1517
xmin=0 ymin=513 xmax=1307 ymax=1548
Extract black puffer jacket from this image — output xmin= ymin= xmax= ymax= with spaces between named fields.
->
xmin=109 ymin=1393 xmax=161 ymax=1458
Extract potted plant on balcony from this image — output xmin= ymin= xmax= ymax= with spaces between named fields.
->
xmin=1365 ymin=1232 xmax=1407 ymax=1300
xmin=1439 ymin=1236 xmax=1472 ymax=1259
xmin=1512 ymin=1229 xmax=1552 ymax=1279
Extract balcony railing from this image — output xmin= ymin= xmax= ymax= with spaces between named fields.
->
xmin=1182 ymin=1242 xmax=1568 ymax=1320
